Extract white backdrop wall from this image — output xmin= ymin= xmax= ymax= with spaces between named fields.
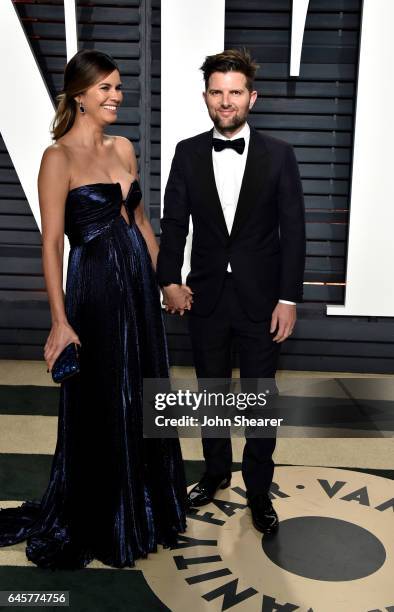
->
xmin=327 ymin=0 xmax=394 ymax=317
xmin=161 ymin=0 xmax=225 ymax=280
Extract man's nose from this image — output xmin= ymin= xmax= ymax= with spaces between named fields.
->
xmin=221 ymin=93 xmax=231 ymax=106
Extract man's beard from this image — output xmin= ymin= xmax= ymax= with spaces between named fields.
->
xmin=211 ymin=108 xmax=248 ymax=135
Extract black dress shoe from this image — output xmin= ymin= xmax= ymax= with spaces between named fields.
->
xmin=187 ymin=473 xmax=231 ymax=508
xmin=248 ymin=493 xmax=279 ymax=535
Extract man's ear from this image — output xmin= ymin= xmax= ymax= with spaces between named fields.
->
xmin=249 ymin=90 xmax=258 ymax=109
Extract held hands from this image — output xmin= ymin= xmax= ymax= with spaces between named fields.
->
xmin=162 ymin=284 xmax=193 ymax=316
xmin=44 ymin=321 xmax=82 ymax=373
xmin=270 ymin=302 xmax=296 ymax=343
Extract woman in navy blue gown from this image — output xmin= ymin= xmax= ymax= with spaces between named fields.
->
xmin=0 ymin=49 xmax=189 ymax=569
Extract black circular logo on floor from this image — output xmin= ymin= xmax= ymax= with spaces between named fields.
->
xmin=262 ymin=515 xmax=386 ymax=581
xmin=141 ymin=467 xmax=394 ymax=611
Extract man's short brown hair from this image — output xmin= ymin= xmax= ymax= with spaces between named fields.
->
xmin=200 ymin=48 xmax=258 ymax=92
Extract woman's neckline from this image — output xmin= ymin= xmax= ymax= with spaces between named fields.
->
xmin=67 ymin=179 xmax=138 ymax=203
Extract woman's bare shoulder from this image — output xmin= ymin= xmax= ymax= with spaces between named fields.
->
xmin=41 ymin=142 xmax=71 ymax=165
xmin=111 ymin=135 xmax=136 ymax=171
xmin=111 ymin=134 xmax=134 ymax=155
xmin=39 ymin=143 xmax=71 ymax=188
xmin=110 ymin=134 xmax=134 ymax=147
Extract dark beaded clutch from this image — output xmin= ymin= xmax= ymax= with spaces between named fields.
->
xmin=51 ymin=342 xmax=80 ymax=383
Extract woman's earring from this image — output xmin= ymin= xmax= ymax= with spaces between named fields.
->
xmin=79 ymin=100 xmax=85 ymax=114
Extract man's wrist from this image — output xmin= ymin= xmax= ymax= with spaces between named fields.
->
xmin=279 ymin=299 xmax=296 ymax=305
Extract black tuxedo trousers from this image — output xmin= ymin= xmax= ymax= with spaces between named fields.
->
xmin=188 ymin=273 xmax=280 ymax=497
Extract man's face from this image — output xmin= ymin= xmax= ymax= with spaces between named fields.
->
xmin=203 ymin=71 xmax=257 ymax=136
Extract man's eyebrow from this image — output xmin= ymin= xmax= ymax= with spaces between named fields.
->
xmin=208 ymin=87 xmax=244 ymax=91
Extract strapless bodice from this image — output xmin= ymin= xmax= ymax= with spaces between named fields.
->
xmin=65 ymin=180 xmax=142 ymax=246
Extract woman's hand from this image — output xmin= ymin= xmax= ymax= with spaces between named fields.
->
xmin=162 ymin=284 xmax=193 ymax=315
xmin=44 ymin=321 xmax=81 ymax=373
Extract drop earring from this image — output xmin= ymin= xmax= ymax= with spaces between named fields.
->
xmin=79 ymin=100 xmax=85 ymax=114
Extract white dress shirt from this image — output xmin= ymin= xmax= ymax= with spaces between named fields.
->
xmin=212 ymin=122 xmax=295 ymax=305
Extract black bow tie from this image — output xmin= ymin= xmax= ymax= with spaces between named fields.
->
xmin=212 ymin=137 xmax=245 ymax=155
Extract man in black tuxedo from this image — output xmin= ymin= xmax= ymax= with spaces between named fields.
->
xmin=157 ymin=49 xmax=305 ymax=534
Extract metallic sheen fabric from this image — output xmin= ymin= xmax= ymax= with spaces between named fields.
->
xmin=0 ymin=181 xmax=187 ymax=569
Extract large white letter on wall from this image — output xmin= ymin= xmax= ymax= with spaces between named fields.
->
xmin=0 ymin=0 xmax=77 ymax=288
xmin=64 ymin=0 xmax=78 ymax=61
xmin=161 ymin=0 xmax=225 ymax=280
xmin=290 ymin=0 xmax=310 ymax=76
xmin=326 ymin=0 xmax=394 ymax=316
xmin=0 ymin=0 xmax=54 ymax=233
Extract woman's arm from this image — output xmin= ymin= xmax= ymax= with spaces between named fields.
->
xmin=39 ymin=146 xmax=69 ymax=323
xmin=115 ymin=135 xmax=159 ymax=270
xmin=114 ymin=135 xmax=192 ymax=312
xmin=134 ymin=202 xmax=159 ymax=270
xmin=38 ymin=145 xmax=81 ymax=371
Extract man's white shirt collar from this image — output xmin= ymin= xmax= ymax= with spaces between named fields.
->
xmin=213 ymin=122 xmax=250 ymax=142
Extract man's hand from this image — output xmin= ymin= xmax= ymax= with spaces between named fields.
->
xmin=162 ymin=284 xmax=193 ymax=315
xmin=270 ymin=302 xmax=296 ymax=343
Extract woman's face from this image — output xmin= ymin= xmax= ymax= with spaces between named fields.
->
xmin=78 ymin=69 xmax=123 ymax=124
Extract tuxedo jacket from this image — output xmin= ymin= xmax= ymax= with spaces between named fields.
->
xmin=156 ymin=126 xmax=306 ymax=321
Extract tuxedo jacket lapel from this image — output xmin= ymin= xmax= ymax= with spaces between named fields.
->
xmin=195 ymin=128 xmax=229 ymax=238
xmin=230 ymin=127 xmax=270 ymax=241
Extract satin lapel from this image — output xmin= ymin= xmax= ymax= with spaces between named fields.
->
xmin=230 ymin=127 xmax=270 ymax=241
xmin=195 ymin=128 xmax=229 ymax=238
